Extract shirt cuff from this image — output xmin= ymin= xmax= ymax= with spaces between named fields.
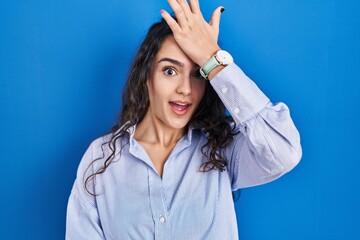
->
xmin=209 ymin=63 xmax=270 ymax=124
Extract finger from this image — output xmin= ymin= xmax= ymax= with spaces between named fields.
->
xmin=167 ymin=0 xmax=188 ymax=29
xmin=161 ymin=9 xmax=181 ymax=33
xmin=189 ymin=0 xmax=202 ymax=15
xmin=209 ymin=6 xmax=224 ymax=30
xmin=177 ymin=0 xmax=193 ymax=21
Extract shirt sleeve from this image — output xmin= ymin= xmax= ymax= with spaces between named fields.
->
xmin=66 ymin=141 xmax=106 ymax=240
xmin=210 ymin=63 xmax=302 ymax=190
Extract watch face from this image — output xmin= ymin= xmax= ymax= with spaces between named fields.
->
xmin=216 ymin=50 xmax=234 ymax=65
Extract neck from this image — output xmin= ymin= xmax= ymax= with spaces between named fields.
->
xmin=134 ymin=108 xmax=186 ymax=147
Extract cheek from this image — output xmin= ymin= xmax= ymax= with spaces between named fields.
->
xmin=146 ymin=80 xmax=154 ymax=102
xmin=147 ymin=80 xmax=163 ymax=108
xmin=147 ymin=77 xmax=171 ymax=104
xmin=192 ymin=80 xmax=206 ymax=101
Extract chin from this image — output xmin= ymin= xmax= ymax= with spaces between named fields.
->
xmin=166 ymin=117 xmax=191 ymax=130
xmin=169 ymin=121 xmax=189 ymax=130
xmin=167 ymin=109 xmax=196 ymax=128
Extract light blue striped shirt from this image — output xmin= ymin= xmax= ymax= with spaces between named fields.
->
xmin=66 ymin=63 xmax=302 ymax=239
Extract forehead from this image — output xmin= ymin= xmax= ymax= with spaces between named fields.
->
xmin=155 ymin=36 xmax=197 ymax=67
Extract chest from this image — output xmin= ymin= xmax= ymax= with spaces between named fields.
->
xmin=95 ymin=146 xmax=236 ymax=239
xmin=142 ymin=143 xmax=175 ymax=178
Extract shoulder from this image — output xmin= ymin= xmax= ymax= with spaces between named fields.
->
xmin=89 ymin=133 xmax=112 ymax=159
xmin=77 ymin=132 xmax=129 ymax=176
xmin=83 ymin=133 xmax=111 ymax=162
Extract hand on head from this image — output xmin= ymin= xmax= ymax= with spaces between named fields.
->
xmin=161 ymin=0 xmax=224 ymax=68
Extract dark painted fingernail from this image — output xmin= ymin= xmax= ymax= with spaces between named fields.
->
xmin=220 ymin=7 xmax=225 ymax=13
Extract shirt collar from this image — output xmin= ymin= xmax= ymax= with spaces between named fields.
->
xmin=127 ymin=123 xmax=197 ymax=153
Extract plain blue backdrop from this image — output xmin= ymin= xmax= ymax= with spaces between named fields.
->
xmin=1 ymin=0 xmax=359 ymax=239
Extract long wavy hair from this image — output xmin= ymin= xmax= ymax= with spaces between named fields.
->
xmin=84 ymin=17 xmax=238 ymax=195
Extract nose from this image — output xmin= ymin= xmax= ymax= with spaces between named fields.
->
xmin=176 ymin=75 xmax=191 ymax=96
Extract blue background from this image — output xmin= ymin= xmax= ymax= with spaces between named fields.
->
xmin=1 ymin=0 xmax=359 ymax=239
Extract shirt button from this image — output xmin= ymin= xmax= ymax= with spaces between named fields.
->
xmin=159 ymin=215 xmax=166 ymax=223
xmin=221 ymin=87 xmax=228 ymax=94
xmin=234 ymin=108 xmax=240 ymax=114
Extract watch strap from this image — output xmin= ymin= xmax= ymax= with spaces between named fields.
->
xmin=200 ymin=56 xmax=219 ymax=79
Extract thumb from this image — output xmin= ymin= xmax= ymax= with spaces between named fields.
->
xmin=210 ymin=6 xmax=224 ymax=30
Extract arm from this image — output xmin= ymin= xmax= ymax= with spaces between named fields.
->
xmin=161 ymin=0 xmax=302 ymax=190
xmin=161 ymin=0 xmax=301 ymax=189
xmin=66 ymin=142 xmax=105 ymax=240
xmin=211 ymin=63 xmax=302 ymax=189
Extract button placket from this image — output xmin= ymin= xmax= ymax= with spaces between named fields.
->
xmin=159 ymin=215 xmax=166 ymax=223
xmin=148 ymin=169 xmax=169 ymax=239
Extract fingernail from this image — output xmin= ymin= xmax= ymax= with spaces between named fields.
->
xmin=160 ymin=9 xmax=165 ymax=14
xmin=220 ymin=7 xmax=225 ymax=13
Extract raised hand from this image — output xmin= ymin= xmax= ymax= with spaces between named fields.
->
xmin=161 ymin=0 xmax=224 ymax=68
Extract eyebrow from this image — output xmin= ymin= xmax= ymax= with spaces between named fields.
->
xmin=158 ymin=57 xmax=184 ymax=67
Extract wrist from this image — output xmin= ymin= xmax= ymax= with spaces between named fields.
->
xmin=197 ymin=48 xmax=220 ymax=67
xmin=207 ymin=65 xmax=225 ymax=80
xmin=199 ymin=49 xmax=234 ymax=80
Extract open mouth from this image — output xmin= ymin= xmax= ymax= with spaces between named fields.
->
xmin=169 ymin=101 xmax=191 ymax=116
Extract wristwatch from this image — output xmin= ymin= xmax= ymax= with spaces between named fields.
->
xmin=199 ymin=50 xmax=233 ymax=79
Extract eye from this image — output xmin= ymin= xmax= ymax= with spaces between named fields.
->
xmin=163 ymin=67 xmax=177 ymax=76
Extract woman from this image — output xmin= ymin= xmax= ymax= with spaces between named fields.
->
xmin=66 ymin=0 xmax=302 ymax=239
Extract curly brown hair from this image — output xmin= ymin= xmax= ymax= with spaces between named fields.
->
xmin=84 ymin=17 xmax=238 ymax=195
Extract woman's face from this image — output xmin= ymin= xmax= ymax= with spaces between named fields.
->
xmin=146 ymin=36 xmax=206 ymax=130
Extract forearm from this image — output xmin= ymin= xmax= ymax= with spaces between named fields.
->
xmin=210 ymin=63 xmax=302 ymax=189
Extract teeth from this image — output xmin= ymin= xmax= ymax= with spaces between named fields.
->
xmin=174 ymin=102 xmax=187 ymax=106
xmin=170 ymin=102 xmax=189 ymax=112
